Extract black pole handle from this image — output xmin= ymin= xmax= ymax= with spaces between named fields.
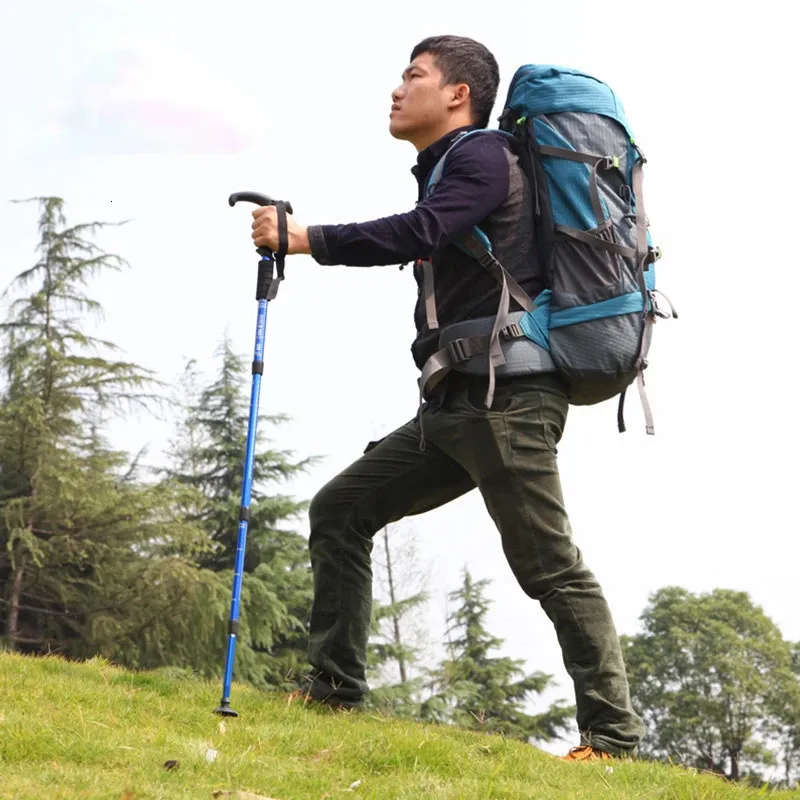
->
xmin=229 ymin=191 xmax=293 ymax=301
xmin=228 ymin=192 xmax=294 ymax=215
xmin=229 ymin=191 xmax=294 ymax=259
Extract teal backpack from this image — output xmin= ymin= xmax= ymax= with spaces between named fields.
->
xmin=418 ymin=64 xmax=677 ymax=434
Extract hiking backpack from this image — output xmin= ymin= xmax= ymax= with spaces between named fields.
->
xmin=418 ymin=64 xmax=676 ymax=434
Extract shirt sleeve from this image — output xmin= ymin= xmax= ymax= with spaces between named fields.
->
xmin=307 ymin=133 xmax=511 ymax=267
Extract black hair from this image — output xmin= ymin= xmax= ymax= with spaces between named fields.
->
xmin=410 ymin=35 xmax=500 ymax=128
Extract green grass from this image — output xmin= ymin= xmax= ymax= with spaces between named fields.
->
xmin=0 ymin=652 xmax=794 ymax=799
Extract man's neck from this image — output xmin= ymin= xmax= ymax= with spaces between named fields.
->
xmin=413 ymin=117 xmax=475 ymax=152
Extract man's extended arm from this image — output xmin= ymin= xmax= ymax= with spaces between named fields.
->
xmin=250 ymin=134 xmax=511 ymax=264
xmin=308 ymin=135 xmax=510 ymax=266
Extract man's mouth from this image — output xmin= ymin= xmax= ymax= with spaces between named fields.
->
xmin=391 ymin=104 xmax=401 ymax=114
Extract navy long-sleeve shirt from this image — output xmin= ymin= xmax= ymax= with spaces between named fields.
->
xmin=307 ymin=125 xmax=542 ymax=371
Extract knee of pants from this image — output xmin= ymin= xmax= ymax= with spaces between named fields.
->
xmin=308 ymin=478 xmax=378 ymax=549
xmin=308 ymin=480 xmax=339 ymax=531
xmin=308 ymin=478 xmax=366 ymax=533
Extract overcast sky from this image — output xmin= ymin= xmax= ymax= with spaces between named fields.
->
xmin=1 ymin=0 xmax=796 ymax=758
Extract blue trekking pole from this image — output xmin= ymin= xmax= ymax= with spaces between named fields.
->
xmin=214 ymin=191 xmax=292 ymax=718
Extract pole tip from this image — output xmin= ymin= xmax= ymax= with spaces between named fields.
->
xmin=214 ymin=702 xmax=239 ymax=718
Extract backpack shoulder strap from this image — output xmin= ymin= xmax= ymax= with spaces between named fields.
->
xmin=421 ymin=128 xmax=539 ymax=408
xmin=425 ymin=129 xmax=533 ymax=307
xmin=457 ymin=229 xmax=534 ymax=313
xmin=426 ymin=129 xmax=485 ymax=197
xmin=426 ymin=129 xmax=515 ymax=197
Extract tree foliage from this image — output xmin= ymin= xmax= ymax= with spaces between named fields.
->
xmin=0 ymin=196 xmax=167 ymax=654
xmin=0 ymin=197 xmax=315 ymax=690
xmin=163 ymin=339 xmax=318 ymax=688
xmin=622 ymin=586 xmax=800 ymax=784
xmin=366 ymin=524 xmax=430 ymax=717
xmin=421 ymin=568 xmax=574 ymax=744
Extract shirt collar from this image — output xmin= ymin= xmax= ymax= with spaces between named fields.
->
xmin=411 ymin=124 xmax=479 ymax=184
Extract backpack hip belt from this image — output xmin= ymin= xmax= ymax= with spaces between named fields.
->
xmin=419 ymin=310 xmax=556 ymax=401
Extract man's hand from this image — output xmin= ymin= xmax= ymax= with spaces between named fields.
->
xmin=251 ymin=206 xmax=311 ymax=255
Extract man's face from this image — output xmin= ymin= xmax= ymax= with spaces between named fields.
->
xmin=389 ymin=53 xmax=454 ymax=142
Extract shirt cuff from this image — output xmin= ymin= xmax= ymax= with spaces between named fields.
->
xmin=307 ymin=225 xmax=335 ymax=265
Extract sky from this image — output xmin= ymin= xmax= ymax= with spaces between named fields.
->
xmin=1 ymin=0 xmax=797 ymax=758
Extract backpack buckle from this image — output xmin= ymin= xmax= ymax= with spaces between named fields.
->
xmin=501 ymin=323 xmax=523 ymax=340
xmin=649 ymin=290 xmax=677 ymax=320
xmin=446 ymin=338 xmax=470 ymax=365
xmin=478 ymin=252 xmax=496 ymax=269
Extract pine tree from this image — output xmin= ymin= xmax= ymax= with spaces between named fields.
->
xmin=163 ymin=339 xmax=318 ymax=688
xmin=366 ymin=524 xmax=430 ymax=717
xmin=421 ymin=568 xmax=574 ymax=743
xmin=0 ymin=197 xmax=233 ymax=669
xmin=1 ymin=196 xmax=149 ymax=647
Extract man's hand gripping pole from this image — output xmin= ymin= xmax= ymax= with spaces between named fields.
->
xmin=229 ymin=192 xmax=294 ymax=300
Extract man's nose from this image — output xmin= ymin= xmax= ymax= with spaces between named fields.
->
xmin=391 ymin=85 xmax=404 ymax=103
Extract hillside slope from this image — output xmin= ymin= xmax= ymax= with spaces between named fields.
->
xmin=0 ymin=653 xmax=793 ymax=799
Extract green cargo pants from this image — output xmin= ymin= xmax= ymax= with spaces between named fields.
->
xmin=305 ymin=372 xmax=645 ymax=755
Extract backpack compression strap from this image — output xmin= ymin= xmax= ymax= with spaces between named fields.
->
xmin=538 ymin=144 xmax=639 ymax=260
xmin=539 ymin=142 xmax=659 ymax=434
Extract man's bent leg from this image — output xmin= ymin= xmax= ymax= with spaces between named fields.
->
xmin=439 ymin=377 xmax=645 ymax=754
xmin=306 ymin=417 xmax=474 ymax=707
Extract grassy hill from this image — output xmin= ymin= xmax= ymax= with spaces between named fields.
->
xmin=0 ymin=652 xmax=795 ymax=799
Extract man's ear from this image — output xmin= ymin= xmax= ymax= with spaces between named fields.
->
xmin=448 ymin=83 xmax=471 ymax=111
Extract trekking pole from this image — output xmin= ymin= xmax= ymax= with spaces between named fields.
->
xmin=214 ymin=191 xmax=293 ymax=718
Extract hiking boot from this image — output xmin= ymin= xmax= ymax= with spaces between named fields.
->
xmin=285 ymin=684 xmax=361 ymax=712
xmin=285 ymin=688 xmax=314 ymax=706
xmin=562 ymin=745 xmax=615 ymax=762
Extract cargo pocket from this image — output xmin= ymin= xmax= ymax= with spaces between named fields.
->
xmin=363 ymin=436 xmax=386 ymax=454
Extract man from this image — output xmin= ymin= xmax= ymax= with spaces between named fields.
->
xmin=250 ymin=35 xmax=645 ymax=761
